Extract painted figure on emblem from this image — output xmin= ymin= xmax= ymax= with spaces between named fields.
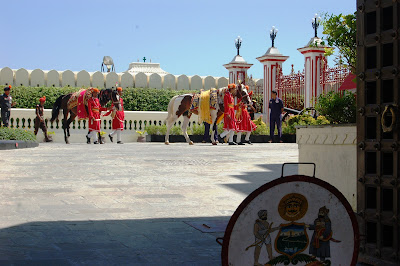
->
xmin=245 ymin=210 xmax=279 ymax=266
xmin=306 ymin=206 xmax=341 ymax=262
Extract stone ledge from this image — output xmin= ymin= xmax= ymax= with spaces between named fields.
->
xmin=0 ymin=140 xmax=39 ymax=150
xmin=296 ymin=125 xmax=356 ymax=145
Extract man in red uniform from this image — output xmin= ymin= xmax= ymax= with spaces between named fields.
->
xmin=236 ymin=86 xmax=257 ymax=145
xmin=86 ymin=88 xmax=108 ymax=144
xmin=107 ymin=87 xmax=125 ymax=144
xmin=34 ymin=96 xmax=52 ymax=142
xmin=219 ymin=84 xmax=238 ymax=145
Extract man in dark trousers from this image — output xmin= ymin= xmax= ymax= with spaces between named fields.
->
xmin=34 ymin=96 xmax=52 ymax=142
xmin=0 ymin=85 xmax=15 ymax=127
xmin=202 ymin=122 xmax=218 ymax=143
xmin=268 ymin=90 xmax=284 ymax=143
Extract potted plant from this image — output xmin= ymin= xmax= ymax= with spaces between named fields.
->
xmin=136 ymin=130 xmax=146 ymax=142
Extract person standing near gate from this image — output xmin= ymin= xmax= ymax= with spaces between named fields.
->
xmin=268 ymin=90 xmax=284 ymax=143
xmin=107 ymin=87 xmax=125 ymax=144
xmin=34 ymin=96 xmax=52 ymax=142
xmin=0 ymin=85 xmax=16 ymax=127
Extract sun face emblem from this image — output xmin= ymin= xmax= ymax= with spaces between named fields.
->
xmin=278 ymin=193 xmax=308 ymax=221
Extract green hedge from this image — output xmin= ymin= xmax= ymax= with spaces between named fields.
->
xmin=9 ymin=86 xmax=196 ymax=111
xmin=0 ymin=127 xmax=37 ymax=141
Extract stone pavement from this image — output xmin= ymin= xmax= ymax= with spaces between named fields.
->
xmin=0 ymin=142 xmax=299 ymax=265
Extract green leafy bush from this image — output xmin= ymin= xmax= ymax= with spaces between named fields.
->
xmin=10 ymin=86 xmax=196 ymax=111
xmin=314 ymin=91 xmax=356 ymax=124
xmin=283 ymin=114 xmax=330 ymax=134
xmin=0 ymin=127 xmax=37 ymax=141
xmin=144 ymin=124 xmax=183 ymax=135
xmin=190 ymin=123 xmax=205 ymax=135
xmin=251 ymin=116 xmax=269 ymax=135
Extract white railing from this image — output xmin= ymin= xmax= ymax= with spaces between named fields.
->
xmin=6 ymin=108 xmax=201 ymax=143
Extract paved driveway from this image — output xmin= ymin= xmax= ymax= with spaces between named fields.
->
xmin=0 ymin=143 xmax=298 ymax=265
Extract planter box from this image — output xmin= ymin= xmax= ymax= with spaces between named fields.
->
xmin=146 ymin=135 xmax=204 ymax=143
xmin=146 ymin=134 xmax=296 ymax=143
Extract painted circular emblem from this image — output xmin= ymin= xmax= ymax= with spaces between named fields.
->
xmin=221 ymin=175 xmax=359 ymax=266
xmin=278 ymin=193 xmax=308 ymax=221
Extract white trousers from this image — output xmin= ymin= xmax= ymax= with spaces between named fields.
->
xmin=110 ymin=129 xmax=121 ymax=142
xmin=87 ymin=131 xmax=98 ymax=142
xmin=236 ymin=131 xmax=251 ymax=142
xmin=221 ymin=130 xmax=235 ymax=143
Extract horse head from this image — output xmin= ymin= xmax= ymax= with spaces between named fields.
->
xmin=235 ymin=81 xmax=251 ymax=105
xmin=99 ymin=89 xmax=121 ymax=110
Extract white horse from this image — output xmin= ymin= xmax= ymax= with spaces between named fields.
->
xmin=164 ymin=82 xmax=251 ymax=145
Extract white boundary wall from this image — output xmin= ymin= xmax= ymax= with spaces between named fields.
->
xmin=0 ymin=67 xmax=252 ymax=90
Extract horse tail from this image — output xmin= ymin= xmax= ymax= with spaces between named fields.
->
xmin=165 ymin=95 xmax=178 ymax=122
xmin=51 ymin=95 xmax=64 ymax=123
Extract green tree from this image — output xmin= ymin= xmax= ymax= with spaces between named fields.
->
xmin=321 ymin=13 xmax=357 ymax=72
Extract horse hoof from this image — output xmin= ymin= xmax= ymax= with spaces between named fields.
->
xmin=189 ymin=141 xmax=194 ymax=145
xmin=165 ymin=141 xmax=170 ymax=145
xmin=212 ymin=142 xmax=217 ymax=145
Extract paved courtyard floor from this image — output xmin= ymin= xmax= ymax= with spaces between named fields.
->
xmin=0 ymin=142 xmax=299 ymax=265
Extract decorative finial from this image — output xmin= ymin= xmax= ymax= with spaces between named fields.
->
xmin=235 ymin=36 xmax=242 ymax=56
xmin=143 ymin=57 xmax=146 ymax=62
xmin=312 ymin=13 xmax=321 ymax=38
xmin=270 ymin=26 xmax=278 ymax=47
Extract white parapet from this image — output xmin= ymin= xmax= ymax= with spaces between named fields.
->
xmin=91 ymin=71 xmax=105 ymax=88
xmin=296 ymin=124 xmax=357 ymax=210
xmin=77 ymin=70 xmax=91 ymax=88
xmin=30 ymin=69 xmax=45 ymax=87
xmin=217 ymin=77 xmax=228 ymax=88
xmin=0 ymin=67 xmax=13 ymax=86
xmin=149 ymin=73 xmax=162 ymax=89
xmin=204 ymin=76 xmax=216 ymax=90
xmin=135 ymin=73 xmax=148 ymax=88
xmin=177 ymin=75 xmax=189 ymax=90
xmin=46 ymin=70 xmax=60 ymax=87
xmin=105 ymin=72 xmax=119 ymax=88
xmin=190 ymin=75 xmax=202 ymax=91
xmin=61 ymin=70 xmax=76 ymax=87
xmin=163 ymin=74 xmax=176 ymax=89
xmin=120 ymin=72 xmax=134 ymax=88
xmin=15 ymin=68 xmax=29 ymax=87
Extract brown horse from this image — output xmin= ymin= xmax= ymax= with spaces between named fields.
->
xmin=50 ymin=89 xmax=120 ymax=144
xmin=165 ymin=82 xmax=251 ymax=145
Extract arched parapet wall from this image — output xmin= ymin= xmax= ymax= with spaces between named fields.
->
xmin=77 ymin=70 xmax=91 ymax=88
xmin=190 ymin=75 xmax=203 ymax=91
xmin=15 ymin=68 xmax=29 ymax=87
xmin=149 ymin=73 xmax=162 ymax=89
xmin=177 ymin=75 xmax=189 ymax=90
xmin=91 ymin=71 xmax=105 ymax=88
xmin=61 ymin=70 xmax=76 ymax=87
xmin=0 ymin=67 xmax=14 ymax=86
xmin=163 ymin=74 xmax=176 ymax=89
xmin=46 ymin=70 xmax=60 ymax=87
xmin=105 ymin=72 xmax=119 ymax=89
xmin=204 ymin=76 xmax=216 ymax=90
xmin=217 ymin=77 xmax=228 ymax=88
xmin=135 ymin=72 xmax=148 ymax=88
xmin=120 ymin=72 xmax=134 ymax=88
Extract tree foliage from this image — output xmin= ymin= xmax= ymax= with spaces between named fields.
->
xmin=322 ymin=12 xmax=357 ymax=71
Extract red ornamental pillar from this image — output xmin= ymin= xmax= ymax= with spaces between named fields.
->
xmin=297 ymin=37 xmax=329 ymax=108
xmin=223 ymin=55 xmax=253 ymax=85
xmin=256 ymin=47 xmax=289 ymax=124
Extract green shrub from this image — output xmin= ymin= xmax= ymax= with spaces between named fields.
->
xmin=0 ymin=127 xmax=37 ymax=141
xmin=283 ymin=114 xmax=330 ymax=134
xmin=10 ymin=86 xmax=196 ymax=111
xmin=251 ymin=116 xmax=269 ymax=135
xmin=314 ymin=91 xmax=356 ymax=124
xmin=190 ymin=123 xmax=205 ymax=135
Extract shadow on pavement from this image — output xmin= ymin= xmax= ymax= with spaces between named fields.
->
xmin=0 ymin=216 xmax=230 ymax=265
xmin=224 ymin=163 xmax=298 ymax=195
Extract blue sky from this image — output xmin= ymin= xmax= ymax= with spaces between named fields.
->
xmin=2 ymin=0 xmax=355 ymax=79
